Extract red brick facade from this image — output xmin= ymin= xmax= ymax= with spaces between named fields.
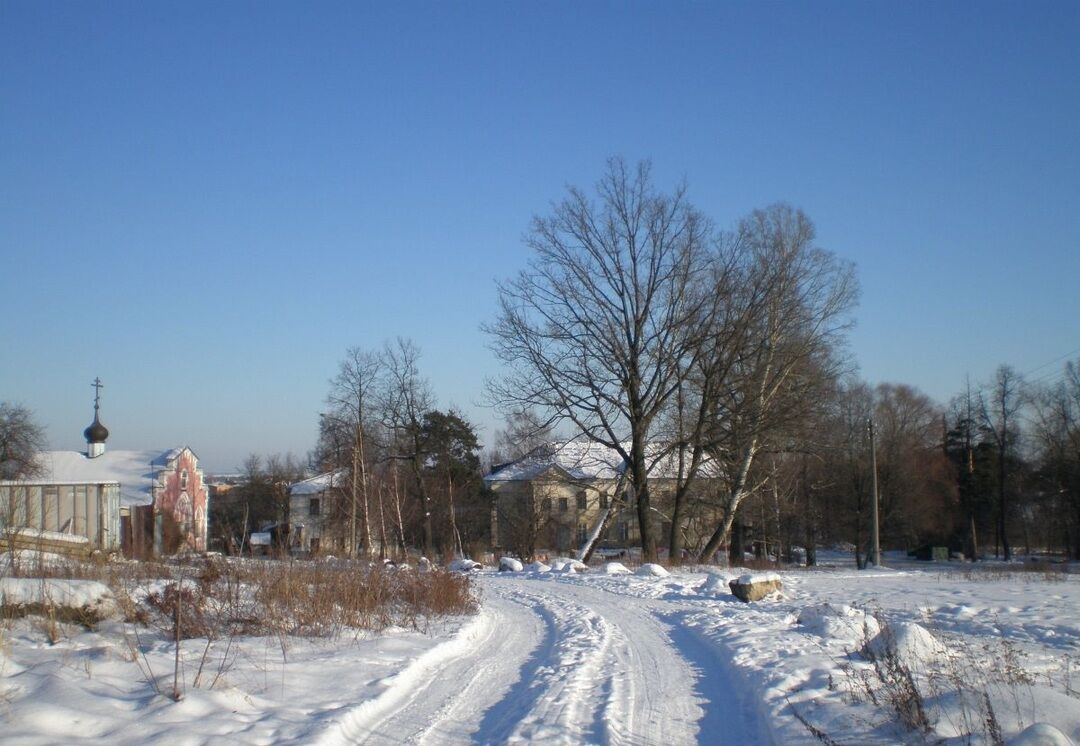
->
xmin=153 ymin=448 xmax=208 ymax=552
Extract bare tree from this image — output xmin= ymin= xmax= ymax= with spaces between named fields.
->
xmin=486 ymin=158 xmax=712 ymax=562
xmin=0 ymin=402 xmax=47 ymax=481
xmin=697 ymin=205 xmax=858 ymax=562
xmin=979 ymin=364 xmax=1025 ymax=561
xmin=1 ymin=403 xmax=48 ymax=565
xmin=1030 ymin=360 xmax=1080 ymax=557
xmin=492 ymin=408 xmax=555 ymax=464
xmin=380 ymin=337 xmax=437 ymax=554
xmin=872 ymin=383 xmax=954 ymax=547
xmin=324 ymin=346 xmax=382 ymax=558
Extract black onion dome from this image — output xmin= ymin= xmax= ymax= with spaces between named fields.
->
xmin=84 ymin=416 xmax=109 ymax=444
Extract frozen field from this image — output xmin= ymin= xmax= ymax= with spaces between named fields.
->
xmin=1 ymin=555 xmax=1078 ymax=745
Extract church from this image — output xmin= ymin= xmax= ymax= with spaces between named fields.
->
xmin=0 ymin=380 xmax=209 ymax=557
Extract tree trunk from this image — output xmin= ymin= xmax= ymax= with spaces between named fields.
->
xmin=697 ymin=440 xmax=758 ymax=562
xmin=350 ymin=449 xmax=359 ymax=559
xmin=999 ymin=442 xmax=1011 ymax=561
xmin=411 ymin=457 xmax=433 ymax=556
xmin=357 ymin=427 xmax=372 ymax=557
xmin=727 ymin=519 xmax=743 ymax=564
xmin=579 ymin=474 xmax=628 ymax=563
xmin=630 ymin=437 xmax=657 ymax=563
xmin=968 ymin=513 xmax=978 ymax=562
xmin=391 ymin=464 xmax=407 ymax=556
xmin=377 ymin=482 xmax=387 ymax=561
xmin=668 ymin=502 xmax=684 ymax=563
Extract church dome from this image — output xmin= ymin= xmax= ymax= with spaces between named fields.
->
xmin=84 ymin=416 xmax=109 ymax=444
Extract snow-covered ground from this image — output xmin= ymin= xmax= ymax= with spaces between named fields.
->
xmin=2 ymin=554 xmax=1078 ymax=744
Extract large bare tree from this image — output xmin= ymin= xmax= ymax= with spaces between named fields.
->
xmin=323 ymin=346 xmax=382 ymax=558
xmin=696 ymin=205 xmax=858 ymax=561
xmin=486 ymin=158 xmax=712 ymax=562
xmin=379 ymin=337 xmax=437 ymax=554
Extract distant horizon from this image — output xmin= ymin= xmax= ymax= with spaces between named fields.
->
xmin=3 ymin=2 xmax=1078 ymax=473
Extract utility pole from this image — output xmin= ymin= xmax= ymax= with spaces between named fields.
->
xmin=867 ymin=417 xmax=881 ymax=567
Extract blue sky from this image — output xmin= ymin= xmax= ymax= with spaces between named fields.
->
xmin=2 ymin=1 xmax=1078 ymax=472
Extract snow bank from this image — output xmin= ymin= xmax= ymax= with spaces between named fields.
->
xmin=524 ymin=561 xmax=551 ymax=573
xmin=1009 ymin=723 xmax=1075 ymax=746
xmin=0 ymin=550 xmax=74 ymax=572
xmin=447 ymin=559 xmax=482 ymax=573
xmin=0 ymin=578 xmax=118 ymax=621
xmin=698 ymin=573 xmax=734 ymax=596
xmin=0 ymin=645 xmax=25 ymax=675
xmin=635 ymin=563 xmax=670 ymax=578
xmin=797 ymin=603 xmax=882 ymax=643
xmin=6 ymin=528 xmax=90 ymax=545
xmin=603 ymin=562 xmax=631 ymax=575
xmin=499 ymin=557 xmax=524 ymax=573
xmin=863 ymin=621 xmax=948 ymax=668
xmin=551 ymin=557 xmax=588 ymax=573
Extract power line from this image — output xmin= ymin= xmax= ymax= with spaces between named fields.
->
xmin=1020 ymin=345 xmax=1080 ymax=379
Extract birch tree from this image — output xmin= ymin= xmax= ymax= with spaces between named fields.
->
xmin=697 ymin=205 xmax=858 ymax=561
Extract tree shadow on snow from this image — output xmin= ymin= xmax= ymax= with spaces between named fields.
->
xmin=660 ymin=611 xmax=772 ymax=745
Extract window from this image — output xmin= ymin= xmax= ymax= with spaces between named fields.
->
xmin=618 ymin=522 xmax=629 ymax=542
xmin=309 ymin=498 xmax=321 ymax=516
xmin=598 ymin=493 xmax=608 ymax=510
xmin=180 ymin=470 xmax=188 ymax=490
xmin=577 ymin=524 xmax=588 ymax=544
xmin=558 ymin=497 xmax=568 ymax=513
xmin=576 ymin=491 xmax=587 ymax=510
xmin=541 ymin=497 xmax=552 ymax=513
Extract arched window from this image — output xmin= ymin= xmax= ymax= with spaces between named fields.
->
xmin=176 ymin=493 xmax=193 ymax=538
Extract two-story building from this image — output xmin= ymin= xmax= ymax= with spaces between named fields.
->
xmin=484 ymin=441 xmax=721 ymax=560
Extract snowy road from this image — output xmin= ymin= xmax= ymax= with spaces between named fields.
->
xmin=316 ymin=573 xmax=767 ymax=746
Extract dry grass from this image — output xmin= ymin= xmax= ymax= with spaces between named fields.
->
xmin=952 ymin=561 xmax=1068 ymax=583
xmin=821 ymin=613 xmax=1074 ymax=746
xmin=2 ymin=553 xmax=478 ymax=641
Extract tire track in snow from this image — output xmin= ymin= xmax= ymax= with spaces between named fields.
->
xmin=310 ymin=587 xmax=543 ymax=746
xmin=484 ymin=584 xmax=615 ymax=745
xmin=482 ymin=575 xmax=703 ymax=746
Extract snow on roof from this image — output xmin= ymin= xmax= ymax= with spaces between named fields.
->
xmin=15 ymin=449 xmax=189 ymax=508
xmin=290 ymin=469 xmax=348 ymax=495
xmin=485 ymin=441 xmax=624 ymax=482
xmin=484 ymin=441 xmax=714 ymax=483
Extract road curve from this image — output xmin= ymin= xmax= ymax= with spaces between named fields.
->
xmin=313 ymin=572 xmax=758 ymax=745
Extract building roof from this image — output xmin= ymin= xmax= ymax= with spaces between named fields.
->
xmin=486 ymin=441 xmax=624 ymax=482
xmin=289 ymin=469 xmax=348 ymax=495
xmin=488 ymin=438 xmax=721 ymax=483
xmin=484 ymin=440 xmax=713 ymax=483
xmin=15 ymin=448 xmax=188 ymax=508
